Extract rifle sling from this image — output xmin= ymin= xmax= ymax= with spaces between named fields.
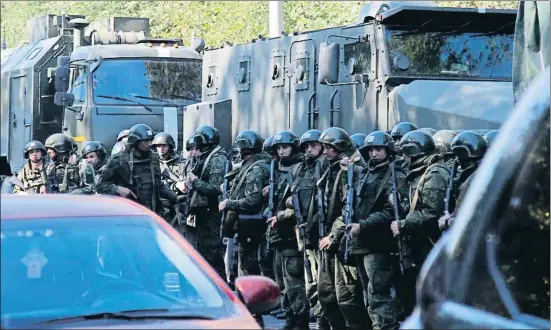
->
xmin=361 ymin=166 xmax=391 ymax=217
xmin=190 ymin=146 xmax=222 ymax=206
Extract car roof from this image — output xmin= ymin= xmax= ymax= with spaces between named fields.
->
xmin=0 ymin=194 xmax=153 ymax=220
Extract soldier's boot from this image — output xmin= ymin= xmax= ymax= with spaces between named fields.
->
xmin=315 ymin=316 xmax=330 ymax=330
xmin=271 ymin=308 xmax=283 ymax=317
xmin=254 ymin=314 xmax=265 ymax=329
xmin=280 ymin=314 xmax=297 ymax=330
xmin=293 ymin=314 xmax=311 ymax=330
xmin=276 ymin=309 xmax=289 ymax=319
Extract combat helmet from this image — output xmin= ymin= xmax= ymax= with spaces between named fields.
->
xmin=399 ymin=130 xmax=436 ymax=158
xmin=126 ymin=124 xmax=155 ymax=147
xmin=390 ymin=122 xmax=419 ymax=142
xmin=483 ymin=130 xmax=499 ymax=148
xmin=418 ymin=127 xmax=437 ymax=137
xmin=451 ymin=131 xmax=487 ymax=160
xmin=360 ymin=131 xmax=396 ymax=157
xmin=272 ymin=130 xmax=299 ymax=150
xmin=319 ymin=127 xmax=353 ymax=152
xmin=433 ymin=130 xmax=458 ymax=154
xmin=234 ymin=130 xmax=264 ymax=153
xmin=81 ymin=141 xmax=107 ymax=161
xmin=111 ymin=141 xmax=129 ymax=156
xmin=152 ymin=132 xmax=176 ymax=150
xmin=23 ymin=141 xmax=47 ymax=159
xmin=263 ymin=136 xmax=275 ymax=154
xmin=44 ymin=134 xmax=75 ymax=154
xmin=193 ymin=125 xmax=220 ymax=151
xmin=350 ymin=133 xmax=367 ymax=149
xmin=299 ymin=129 xmax=322 ymax=149
xmin=117 ymin=129 xmax=130 ymax=142
xmin=185 ymin=135 xmax=196 ymax=151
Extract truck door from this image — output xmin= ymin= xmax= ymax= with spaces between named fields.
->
xmin=9 ymin=75 xmax=31 ymax=171
xmin=288 ymin=39 xmax=317 ymax=134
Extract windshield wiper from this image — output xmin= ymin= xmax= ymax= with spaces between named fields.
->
xmin=32 ymin=308 xmax=215 ymax=325
xmin=131 ymin=94 xmax=181 ymax=108
xmin=471 ymin=21 xmax=515 ymax=37
xmin=96 ymin=95 xmax=153 ymax=112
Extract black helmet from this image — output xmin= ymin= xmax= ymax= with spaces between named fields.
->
xmin=272 ymin=130 xmax=299 ymax=149
xmin=400 ymin=130 xmax=436 ymax=158
xmin=263 ymin=136 xmax=275 ymax=154
xmin=483 ymin=130 xmax=499 ymax=148
xmin=418 ymin=127 xmax=437 ymax=137
xmin=24 ymin=141 xmax=47 ymax=159
xmin=117 ymin=129 xmax=130 ymax=142
xmin=111 ymin=141 xmax=129 ymax=156
xmin=319 ymin=127 xmax=353 ymax=152
xmin=361 ymin=131 xmax=396 ymax=155
xmin=235 ymin=130 xmax=264 ymax=153
xmin=299 ymin=129 xmax=322 ymax=149
xmin=433 ymin=130 xmax=458 ymax=154
xmin=193 ymin=125 xmax=220 ymax=149
xmin=350 ymin=133 xmax=367 ymax=149
xmin=152 ymin=132 xmax=176 ymax=150
xmin=185 ymin=135 xmax=196 ymax=151
xmin=126 ymin=124 xmax=155 ymax=147
xmin=44 ymin=133 xmax=75 ymax=154
xmin=390 ymin=122 xmax=419 ymax=142
xmin=451 ymin=131 xmax=487 ymax=160
xmin=81 ymin=141 xmax=106 ymax=160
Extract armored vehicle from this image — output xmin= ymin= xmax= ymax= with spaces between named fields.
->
xmin=184 ymin=1 xmax=516 ymax=152
xmin=1 ymin=14 xmax=204 ymax=175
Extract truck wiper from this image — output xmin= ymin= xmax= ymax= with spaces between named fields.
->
xmin=470 ymin=21 xmax=515 ymax=37
xmin=96 ymin=95 xmax=153 ymax=112
xmin=32 ymin=308 xmax=215 ymax=325
xmin=131 ymin=94 xmax=181 ymax=108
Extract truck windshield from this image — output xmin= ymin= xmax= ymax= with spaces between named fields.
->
xmin=384 ymin=25 xmax=514 ymax=80
xmin=92 ymin=59 xmax=202 ymax=106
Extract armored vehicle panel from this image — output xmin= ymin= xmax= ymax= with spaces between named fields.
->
xmin=193 ymin=1 xmax=516 ymax=143
xmin=1 ymin=35 xmax=72 ymax=174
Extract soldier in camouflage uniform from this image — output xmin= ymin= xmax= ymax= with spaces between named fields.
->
xmin=259 ymin=135 xmax=277 ymax=284
xmin=390 ymin=130 xmax=450 ymax=318
xmin=347 ymin=131 xmax=404 ymax=330
xmin=438 ymin=131 xmax=487 ymax=231
xmin=97 ymin=124 xmax=179 ymax=214
xmin=390 ymin=122 xmax=418 ymax=170
xmin=152 ymin=132 xmax=183 ymax=222
xmin=44 ymin=134 xmax=93 ymax=194
xmin=432 ymin=130 xmax=458 ymax=169
xmin=265 ymin=130 xmax=309 ymax=329
xmin=317 ymin=127 xmax=368 ymax=330
xmin=177 ymin=125 xmax=227 ymax=279
xmin=13 ymin=141 xmax=48 ymax=194
xmin=292 ymin=129 xmax=330 ymax=330
xmin=219 ymin=130 xmax=271 ymax=328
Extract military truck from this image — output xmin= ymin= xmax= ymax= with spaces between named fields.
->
xmin=1 ymin=14 xmax=204 ymax=175
xmin=184 ymin=1 xmax=516 ymax=151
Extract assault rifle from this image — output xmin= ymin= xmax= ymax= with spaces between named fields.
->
xmin=445 ymin=158 xmax=459 ymax=214
xmin=316 ymin=164 xmax=328 ymax=272
xmin=390 ymin=161 xmax=405 ymax=275
xmin=219 ymin=156 xmax=237 ymax=287
xmin=264 ymin=159 xmax=276 ymax=251
xmin=220 ymin=156 xmax=233 ymax=240
xmin=343 ymin=163 xmax=355 ymax=264
xmin=7 ymin=176 xmax=29 ymax=192
xmin=290 ymin=191 xmax=314 ymax=283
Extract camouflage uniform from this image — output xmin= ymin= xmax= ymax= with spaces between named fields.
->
xmin=13 ymin=162 xmax=48 ymax=194
xmin=45 ymin=161 xmax=87 ymax=194
xmin=159 ymin=153 xmax=183 ymax=221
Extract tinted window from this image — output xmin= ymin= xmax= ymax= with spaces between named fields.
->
xmin=384 ymin=26 xmax=513 ymax=79
xmin=69 ymin=66 xmax=87 ymax=105
xmin=1 ymin=216 xmax=234 ymax=327
xmin=92 ymin=59 xmax=202 ymax=106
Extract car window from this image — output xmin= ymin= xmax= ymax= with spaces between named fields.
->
xmin=0 ymin=216 xmax=234 ymax=327
xmin=452 ymin=118 xmax=550 ymax=321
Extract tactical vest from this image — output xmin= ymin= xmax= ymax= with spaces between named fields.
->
xmin=293 ymin=159 xmax=324 ymax=246
xmin=131 ymin=157 xmax=157 ymax=211
xmin=20 ymin=163 xmax=47 ymax=193
xmin=46 ymin=162 xmax=80 ymax=193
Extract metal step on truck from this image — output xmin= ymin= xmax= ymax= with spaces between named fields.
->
xmin=183 ymin=0 xmax=517 ymax=152
xmin=1 ymin=13 xmax=205 ymax=176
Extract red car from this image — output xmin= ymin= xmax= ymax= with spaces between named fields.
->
xmin=0 ymin=194 xmax=280 ymax=329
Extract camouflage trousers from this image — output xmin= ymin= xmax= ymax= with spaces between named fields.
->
xmin=259 ymin=236 xmax=276 ymax=281
xmin=357 ymin=253 xmax=399 ymax=330
xmin=317 ymin=252 xmax=346 ymax=330
xmin=335 ymin=256 xmax=372 ymax=329
xmin=237 ymin=241 xmax=262 ymax=276
xmin=305 ymin=249 xmax=328 ymax=323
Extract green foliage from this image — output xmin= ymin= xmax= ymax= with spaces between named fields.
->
xmin=1 ymin=1 xmax=518 ymax=49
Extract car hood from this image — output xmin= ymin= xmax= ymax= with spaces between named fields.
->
xmin=388 ymin=80 xmax=514 ymax=129
xmin=48 ymin=316 xmax=260 ymax=329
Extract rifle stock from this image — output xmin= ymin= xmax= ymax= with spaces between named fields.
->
xmin=8 ymin=176 xmax=26 ymax=191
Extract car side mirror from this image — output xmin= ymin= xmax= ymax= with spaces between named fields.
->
xmin=319 ymin=42 xmax=340 ymax=85
xmin=54 ymin=92 xmax=75 ymax=107
xmin=234 ymin=275 xmax=280 ymax=315
xmin=54 ymin=66 xmax=70 ymax=92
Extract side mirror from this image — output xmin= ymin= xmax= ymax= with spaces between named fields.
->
xmin=319 ymin=42 xmax=340 ymax=85
xmin=191 ymin=37 xmax=206 ymax=53
xmin=234 ymin=275 xmax=280 ymax=315
xmin=54 ymin=66 xmax=70 ymax=92
xmin=54 ymin=92 xmax=75 ymax=107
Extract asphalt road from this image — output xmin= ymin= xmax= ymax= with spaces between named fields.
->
xmin=262 ymin=315 xmax=317 ymax=330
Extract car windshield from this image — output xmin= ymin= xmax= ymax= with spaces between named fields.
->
xmin=92 ymin=58 xmax=202 ymax=106
xmin=1 ymin=216 xmax=236 ymax=327
xmin=384 ymin=25 xmax=514 ymax=80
